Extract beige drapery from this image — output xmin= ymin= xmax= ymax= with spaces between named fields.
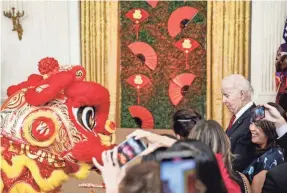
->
xmin=206 ymin=1 xmax=251 ymax=129
xmin=80 ymin=1 xmax=120 ymax=124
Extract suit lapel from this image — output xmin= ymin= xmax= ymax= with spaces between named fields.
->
xmin=226 ymin=104 xmax=256 ymax=136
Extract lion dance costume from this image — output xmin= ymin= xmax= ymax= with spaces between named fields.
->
xmin=0 ymin=57 xmax=116 ymax=193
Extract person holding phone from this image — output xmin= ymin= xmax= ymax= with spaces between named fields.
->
xmin=92 ymin=147 xmax=162 ymax=193
xmin=260 ymin=103 xmax=287 ymax=193
xmin=242 ymin=120 xmax=284 ymax=183
xmin=221 ymin=74 xmax=257 ymax=172
xmin=242 ymin=103 xmax=287 ymax=193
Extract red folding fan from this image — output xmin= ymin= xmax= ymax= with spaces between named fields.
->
xmin=146 ymin=0 xmax=158 ymax=8
xmin=128 ymin=105 xmax=154 ymax=129
xmin=127 ymin=74 xmax=151 ymax=104
xmin=126 ymin=8 xmax=150 ymax=39
xmin=128 ymin=42 xmax=157 ymax=71
xmin=168 ymin=6 xmax=199 ymax=38
xmin=168 ymin=73 xmax=197 ymax=106
xmin=174 ymin=38 xmax=200 ymax=69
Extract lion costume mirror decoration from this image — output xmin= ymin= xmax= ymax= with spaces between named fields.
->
xmin=0 ymin=57 xmax=116 ymax=193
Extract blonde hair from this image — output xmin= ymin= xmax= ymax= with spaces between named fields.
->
xmin=188 ymin=120 xmax=236 ymax=179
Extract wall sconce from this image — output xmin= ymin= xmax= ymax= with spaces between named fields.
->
xmin=3 ymin=2 xmax=25 ymax=40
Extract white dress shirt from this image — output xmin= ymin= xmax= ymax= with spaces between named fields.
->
xmin=276 ymin=124 xmax=287 ymax=138
xmin=233 ymin=101 xmax=254 ymax=124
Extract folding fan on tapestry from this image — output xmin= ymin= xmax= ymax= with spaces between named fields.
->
xmin=128 ymin=105 xmax=154 ymax=129
xmin=126 ymin=8 xmax=150 ymax=39
xmin=127 ymin=74 xmax=151 ymax=104
xmin=174 ymin=38 xmax=200 ymax=69
xmin=128 ymin=42 xmax=157 ymax=71
xmin=168 ymin=6 xmax=199 ymax=38
xmin=168 ymin=73 xmax=196 ymax=106
xmin=146 ymin=0 xmax=158 ymax=8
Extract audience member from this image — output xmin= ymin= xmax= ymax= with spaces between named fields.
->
xmin=188 ymin=120 xmax=251 ymax=193
xmin=172 ymin=109 xmax=202 ymax=139
xmin=169 ymin=140 xmax=235 ymax=193
xmin=92 ymin=102 xmax=287 ymax=193
xmin=119 ymin=163 xmax=160 ymax=193
xmin=275 ymin=54 xmax=287 ymax=104
xmin=243 ymin=120 xmax=284 ymax=181
xmin=261 ymin=103 xmax=287 ymax=193
xmin=221 ymin=74 xmax=256 ymax=172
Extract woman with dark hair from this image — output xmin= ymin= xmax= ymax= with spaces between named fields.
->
xmin=188 ymin=120 xmax=250 ymax=193
xmin=242 ymin=120 xmax=285 ymax=182
xmin=172 ymin=109 xmax=202 ymax=139
xmin=169 ymin=140 xmax=235 ymax=193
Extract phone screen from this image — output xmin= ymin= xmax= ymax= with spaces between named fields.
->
xmin=116 ymin=137 xmax=147 ymax=167
xmin=254 ymin=106 xmax=265 ymax=121
xmin=160 ymin=157 xmax=196 ymax=193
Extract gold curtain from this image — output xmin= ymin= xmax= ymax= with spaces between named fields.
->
xmin=206 ymin=1 xmax=251 ymax=129
xmin=81 ymin=1 xmax=120 ymax=124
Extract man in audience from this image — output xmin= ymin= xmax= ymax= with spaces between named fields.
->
xmin=172 ymin=109 xmax=202 ymax=139
xmin=221 ymin=74 xmax=256 ymax=172
xmin=262 ymin=103 xmax=287 ymax=193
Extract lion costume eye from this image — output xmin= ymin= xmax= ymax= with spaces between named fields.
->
xmin=72 ymin=106 xmax=96 ymax=131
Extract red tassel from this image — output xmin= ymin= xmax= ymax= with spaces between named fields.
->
xmin=185 ymin=53 xmax=188 ymax=69
xmin=135 ymin=23 xmax=140 ymax=39
xmin=137 ymin=88 xmax=140 ymax=104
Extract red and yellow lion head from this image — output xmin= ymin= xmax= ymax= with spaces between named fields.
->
xmin=0 ymin=57 xmax=116 ymax=193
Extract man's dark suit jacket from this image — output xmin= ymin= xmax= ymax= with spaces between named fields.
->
xmin=262 ymin=131 xmax=287 ymax=193
xmin=226 ymin=103 xmax=257 ymax=172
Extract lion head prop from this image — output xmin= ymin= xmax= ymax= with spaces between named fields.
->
xmin=0 ymin=57 xmax=116 ymax=193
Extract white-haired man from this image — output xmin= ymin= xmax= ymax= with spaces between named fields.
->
xmin=221 ymin=74 xmax=257 ymax=172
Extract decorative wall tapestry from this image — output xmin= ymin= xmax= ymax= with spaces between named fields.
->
xmin=120 ymin=1 xmax=207 ymax=129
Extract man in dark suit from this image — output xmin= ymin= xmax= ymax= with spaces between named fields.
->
xmin=221 ymin=74 xmax=257 ymax=172
xmin=262 ymin=104 xmax=287 ymax=193
xmin=263 ymin=162 xmax=287 ymax=193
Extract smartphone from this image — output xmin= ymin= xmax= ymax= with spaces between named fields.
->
xmin=253 ymin=106 xmax=265 ymax=121
xmin=158 ymin=151 xmax=197 ymax=193
xmin=116 ymin=137 xmax=147 ymax=167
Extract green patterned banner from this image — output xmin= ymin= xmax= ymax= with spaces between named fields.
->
xmin=120 ymin=1 xmax=207 ymax=129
